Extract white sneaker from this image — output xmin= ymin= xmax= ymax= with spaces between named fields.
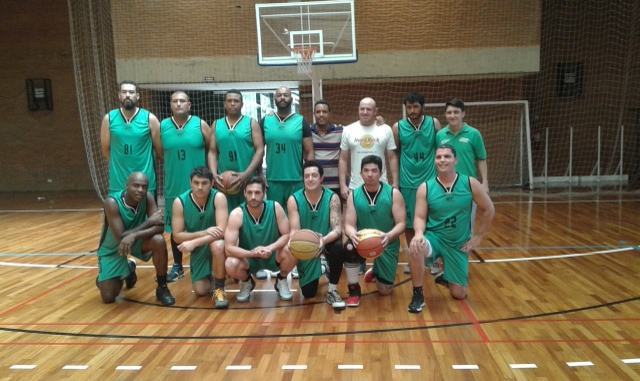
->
xmin=326 ymin=290 xmax=346 ymax=310
xmin=237 ymin=277 xmax=255 ymax=302
xmin=275 ymin=277 xmax=293 ymax=301
xmin=291 ymin=266 xmax=299 ymax=279
xmin=430 ymin=262 xmax=441 ymax=275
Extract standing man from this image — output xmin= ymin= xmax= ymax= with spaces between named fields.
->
xmin=161 ymin=91 xmax=210 ymax=282
xmin=261 ymin=86 xmax=314 ymax=209
xmin=392 ymin=92 xmax=441 ymax=273
xmin=436 ymin=98 xmax=488 ymax=192
xmin=224 ymin=176 xmax=296 ymax=302
xmin=100 ymin=80 xmax=162 ymax=195
xmin=286 ymin=161 xmax=346 ymax=309
xmin=96 ymin=172 xmax=175 ymax=306
xmin=343 ymin=155 xmax=406 ymax=307
xmin=208 ymin=90 xmax=264 ymax=211
xmin=339 ymin=97 xmax=398 ymax=201
xmin=171 ymin=167 xmax=229 ymax=309
xmin=410 ymin=145 xmax=494 ymax=301
xmin=311 ymin=100 xmax=343 ymax=195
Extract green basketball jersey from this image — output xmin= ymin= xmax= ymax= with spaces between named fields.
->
xmin=292 ymin=187 xmax=333 ymax=235
xmin=215 ymin=115 xmax=256 ymax=173
xmin=239 ymin=200 xmax=280 ymax=252
xmin=263 ymin=113 xmax=304 ymax=181
xmin=177 ymin=188 xmax=218 ymax=259
xmin=425 ymin=174 xmax=473 ymax=246
xmin=353 ymin=183 xmax=399 ymax=250
xmin=98 ymin=190 xmax=148 ymax=257
xmin=399 ymin=116 xmax=437 ymax=188
xmin=161 ymin=116 xmax=206 ymax=199
xmin=108 ymin=108 xmax=156 ymax=193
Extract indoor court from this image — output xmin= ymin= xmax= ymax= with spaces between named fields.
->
xmin=2 ymin=0 xmax=639 ymax=380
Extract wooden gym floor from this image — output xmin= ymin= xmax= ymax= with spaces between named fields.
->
xmin=0 ymin=191 xmax=638 ymax=380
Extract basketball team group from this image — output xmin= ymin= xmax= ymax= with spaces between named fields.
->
xmin=97 ymin=81 xmax=495 ymax=314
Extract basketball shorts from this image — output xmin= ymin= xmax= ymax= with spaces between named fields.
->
xmin=164 ymin=196 xmax=176 ymax=233
xmin=400 ymin=187 xmax=418 ymax=230
xmin=190 ymin=246 xmax=213 ymax=283
xmin=371 ymin=240 xmax=400 ymax=284
xmin=248 ymin=252 xmax=279 ymax=275
xmin=97 ymin=240 xmax=152 ymax=282
xmin=297 ymin=255 xmax=321 ymax=288
xmin=267 ymin=180 xmax=303 ymax=212
xmin=425 ymin=232 xmax=469 ymax=287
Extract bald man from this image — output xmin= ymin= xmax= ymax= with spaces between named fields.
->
xmin=260 ymin=86 xmax=314 ymax=210
xmin=160 ymin=91 xmax=211 ymax=282
xmin=96 ymin=172 xmax=175 ymax=306
xmin=339 ymin=97 xmax=398 ymax=200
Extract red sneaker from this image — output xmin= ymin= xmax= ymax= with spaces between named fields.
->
xmin=346 ymin=283 xmax=361 ymax=307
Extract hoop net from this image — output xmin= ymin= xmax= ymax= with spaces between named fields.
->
xmin=294 ymin=47 xmax=316 ymax=76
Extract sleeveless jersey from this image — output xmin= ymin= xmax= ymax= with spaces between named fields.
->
xmin=239 ymin=200 xmax=280 ymax=251
xmin=352 ymin=183 xmax=399 ymax=251
xmin=398 ymin=116 xmax=437 ymax=187
xmin=161 ymin=115 xmax=206 ymax=198
xmin=98 ymin=191 xmax=148 ymax=257
xmin=215 ymin=115 xmax=256 ymax=173
xmin=108 ymin=108 xmax=156 ymax=193
xmin=292 ymin=187 xmax=333 ymax=235
xmin=263 ymin=113 xmax=304 ymax=181
xmin=177 ymin=188 xmax=217 ymax=258
xmin=425 ymin=174 xmax=473 ymax=246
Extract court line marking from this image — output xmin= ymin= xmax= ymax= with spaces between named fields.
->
xmin=452 ymin=364 xmax=479 ymax=370
xmin=0 ymin=246 xmax=635 ymax=271
xmin=10 ymin=364 xmax=36 ymax=370
xmin=62 ymin=365 xmax=88 ymax=370
xmin=493 ymin=198 xmax=640 ymax=205
xmin=395 ymin=364 xmax=420 ymax=370
xmin=567 ymin=361 xmax=594 ymax=367
xmin=622 ymin=358 xmax=640 ymax=364
xmin=116 ymin=365 xmax=142 ymax=370
xmin=5 ymin=316 xmax=640 ymax=327
xmin=282 ymin=364 xmax=307 ymax=370
xmin=510 ymin=363 xmax=537 ymax=369
xmin=0 ymin=208 xmax=102 ymax=213
xmin=171 ymin=365 xmax=197 ymax=371
xmin=461 ymin=300 xmax=489 ymax=343
xmin=226 ymin=365 xmax=251 ymax=370
xmin=338 ymin=364 xmax=364 ymax=370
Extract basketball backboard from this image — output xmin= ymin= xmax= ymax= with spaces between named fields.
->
xmin=255 ymin=0 xmax=357 ymax=66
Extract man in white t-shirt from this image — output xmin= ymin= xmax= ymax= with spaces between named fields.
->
xmin=339 ymin=97 xmax=398 ymax=200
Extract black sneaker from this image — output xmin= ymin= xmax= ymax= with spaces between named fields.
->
xmin=167 ymin=264 xmax=184 ymax=283
xmin=434 ymin=272 xmax=449 ymax=287
xmin=156 ymin=285 xmax=176 ymax=306
xmin=125 ymin=259 xmax=137 ymax=289
xmin=408 ymin=292 xmax=425 ymax=313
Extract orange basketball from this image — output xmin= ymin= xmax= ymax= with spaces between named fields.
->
xmin=289 ymin=229 xmax=322 ymax=261
xmin=220 ymin=171 xmax=240 ymax=195
xmin=356 ymin=229 xmax=385 ymax=259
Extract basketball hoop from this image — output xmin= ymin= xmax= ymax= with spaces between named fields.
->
xmin=294 ymin=47 xmax=316 ymax=76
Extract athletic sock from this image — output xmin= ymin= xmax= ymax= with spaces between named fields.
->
xmin=413 ymin=286 xmax=423 ymax=295
xmin=157 ymin=275 xmax=168 ymax=287
xmin=214 ymin=278 xmax=225 ymax=290
xmin=328 ymin=283 xmax=337 ymax=293
xmin=344 ymin=262 xmax=360 ymax=285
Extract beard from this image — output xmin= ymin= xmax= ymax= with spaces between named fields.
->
xmin=277 ymin=99 xmax=292 ymax=110
xmin=122 ymin=98 xmax=137 ymax=110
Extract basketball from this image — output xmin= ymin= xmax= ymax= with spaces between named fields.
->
xmin=356 ymin=229 xmax=385 ymax=259
xmin=289 ymin=229 xmax=322 ymax=261
xmin=220 ymin=171 xmax=241 ymax=195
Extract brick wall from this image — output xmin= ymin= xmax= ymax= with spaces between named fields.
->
xmin=0 ymin=0 xmax=92 ymax=191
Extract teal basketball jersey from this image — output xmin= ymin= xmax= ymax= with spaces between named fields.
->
xmin=108 ymin=108 xmax=156 ymax=193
